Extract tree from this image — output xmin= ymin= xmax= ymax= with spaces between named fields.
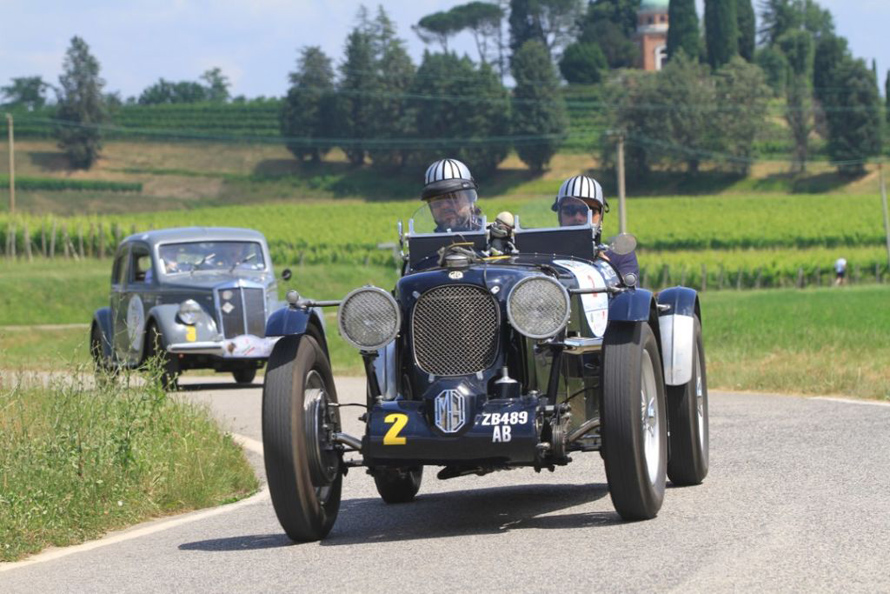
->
xmin=414 ymin=11 xmax=463 ymax=52
xmin=585 ymin=0 xmax=643 ymax=37
xmin=579 ymin=18 xmax=638 ymax=69
xmin=713 ymin=57 xmax=770 ymax=173
xmin=410 ymin=52 xmax=510 ymax=175
xmin=886 ymin=70 xmax=890 ymax=126
xmin=777 ymin=29 xmax=814 ymax=172
xmin=509 ymin=0 xmax=583 ymax=59
xmin=667 ymin=0 xmax=700 ymax=61
xmin=823 ymin=58 xmax=882 ymax=176
xmin=336 ymin=28 xmax=377 ymax=166
xmin=451 ymin=2 xmax=505 ymax=66
xmin=201 ymin=68 xmax=230 ymax=103
xmin=1 ymin=76 xmax=50 ymax=110
xmin=705 ymin=0 xmax=738 ymax=69
xmin=511 ymin=40 xmax=567 ymax=171
xmin=54 ymin=36 xmax=107 ymax=169
xmin=138 ymin=79 xmax=208 ymax=104
xmin=812 ymin=34 xmax=848 ymax=103
xmin=367 ymin=7 xmax=416 ymax=170
xmin=559 ymin=42 xmax=607 ymax=83
xmin=280 ymin=47 xmax=336 ymax=163
xmin=755 ymin=47 xmax=789 ymax=96
xmin=736 ymin=0 xmax=756 ymax=61
xmin=758 ymin=0 xmax=834 ymax=47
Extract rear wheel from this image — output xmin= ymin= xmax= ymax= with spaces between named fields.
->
xmin=373 ymin=467 xmax=423 ymax=503
xmin=232 ymin=368 xmax=257 ymax=385
xmin=146 ymin=323 xmax=179 ymax=391
xmin=602 ymin=321 xmax=667 ymax=521
xmin=263 ymin=335 xmax=342 ymax=542
xmin=667 ymin=316 xmax=709 ymax=485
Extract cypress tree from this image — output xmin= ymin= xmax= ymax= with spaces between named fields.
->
xmin=337 ymin=29 xmax=377 ymax=166
xmin=55 ymin=36 xmax=107 ymax=169
xmin=509 ymin=0 xmax=546 ymax=57
xmin=667 ymin=0 xmax=700 ymax=61
xmin=280 ymin=47 xmax=336 ymax=163
xmin=885 ymin=70 xmax=890 ymax=125
xmin=511 ymin=40 xmax=567 ymax=172
xmin=704 ymin=0 xmax=738 ymax=69
xmin=736 ymin=0 xmax=756 ymax=62
xmin=825 ymin=58 xmax=882 ymax=176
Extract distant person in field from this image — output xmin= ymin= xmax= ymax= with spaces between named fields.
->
xmin=421 ymin=158 xmax=483 ymax=233
xmin=834 ymin=257 xmax=847 ymax=286
xmin=553 ymin=175 xmax=640 ymax=279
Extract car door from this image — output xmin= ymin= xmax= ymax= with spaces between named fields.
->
xmin=111 ymin=244 xmax=131 ymax=362
xmin=121 ymin=243 xmax=154 ymax=366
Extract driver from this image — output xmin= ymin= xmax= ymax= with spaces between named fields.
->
xmin=422 ymin=158 xmax=483 ymax=233
xmin=553 ymin=175 xmax=639 ymax=278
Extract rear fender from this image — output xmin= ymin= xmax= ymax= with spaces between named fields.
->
xmin=608 ymin=288 xmax=655 ymax=322
xmin=656 ymin=287 xmax=700 ymax=386
xmin=91 ymin=307 xmax=114 ymax=362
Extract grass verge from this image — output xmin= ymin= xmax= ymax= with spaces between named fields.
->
xmin=0 ymin=364 xmax=259 ymax=562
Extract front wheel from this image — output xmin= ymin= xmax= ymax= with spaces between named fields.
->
xmin=667 ymin=316 xmax=709 ymax=485
xmin=602 ymin=321 xmax=667 ymax=521
xmin=373 ymin=467 xmax=423 ymax=503
xmin=263 ymin=335 xmax=342 ymax=542
xmin=146 ymin=323 xmax=179 ymax=391
xmin=232 ymin=368 xmax=257 ymax=385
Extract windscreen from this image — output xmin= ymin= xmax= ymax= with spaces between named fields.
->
xmin=158 ymin=241 xmax=265 ymax=274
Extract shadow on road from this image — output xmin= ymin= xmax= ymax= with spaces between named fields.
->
xmin=179 ymin=533 xmax=293 ymax=552
xmin=177 ymin=382 xmax=261 ymax=393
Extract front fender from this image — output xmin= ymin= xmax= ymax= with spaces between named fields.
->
xmin=91 ymin=307 xmax=114 ymax=361
xmin=608 ymin=288 xmax=655 ymax=322
xmin=657 ymin=286 xmax=700 ymax=386
xmin=147 ymin=304 xmax=219 ymax=349
xmin=265 ymin=306 xmax=326 ymax=337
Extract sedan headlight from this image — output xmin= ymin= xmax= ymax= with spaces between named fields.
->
xmin=178 ymin=299 xmax=203 ymax=326
xmin=507 ymin=276 xmax=571 ymax=339
xmin=338 ymin=287 xmax=401 ymax=351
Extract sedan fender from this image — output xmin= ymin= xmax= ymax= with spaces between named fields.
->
xmin=147 ymin=304 xmax=219 ymax=349
xmin=91 ymin=307 xmax=114 ymax=362
xmin=656 ymin=286 xmax=700 ymax=386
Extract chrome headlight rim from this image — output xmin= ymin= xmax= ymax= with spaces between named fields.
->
xmin=178 ymin=299 xmax=203 ymax=326
xmin=337 ymin=286 xmax=401 ymax=352
xmin=506 ymin=275 xmax=571 ymax=340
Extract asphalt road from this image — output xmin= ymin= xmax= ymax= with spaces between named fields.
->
xmin=2 ymin=376 xmax=889 ymax=593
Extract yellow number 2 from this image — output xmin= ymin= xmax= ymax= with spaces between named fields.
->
xmin=383 ymin=413 xmax=409 ymax=445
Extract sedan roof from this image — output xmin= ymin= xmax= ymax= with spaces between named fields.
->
xmin=122 ymin=227 xmax=267 ymax=248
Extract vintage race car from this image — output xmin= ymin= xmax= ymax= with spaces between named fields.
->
xmin=262 ymin=209 xmax=709 ymax=541
xmin=90 ymin=227 xmax=293 ymax=389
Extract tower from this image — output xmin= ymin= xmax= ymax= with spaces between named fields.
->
xmin=636 ymin=0 xmax=670 ymax=71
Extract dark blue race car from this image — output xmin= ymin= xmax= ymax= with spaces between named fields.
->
xmin=261 ymin=211 xmax=709 ymax=542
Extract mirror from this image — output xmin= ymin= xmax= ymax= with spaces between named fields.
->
xmin=610 ymin=233 xmax=637 ymax=256
xmin=281 ymin=268 xmax=292 ymax=281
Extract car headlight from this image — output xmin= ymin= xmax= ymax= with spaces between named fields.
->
xmin=507 ymin=275 xmax=571 ymax=339
xmin=178 ymin=299 xmax=203 ymax=326
xmin=338 ymin=287 xmax=401 ymax=351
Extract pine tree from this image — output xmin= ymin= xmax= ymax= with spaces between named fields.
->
xmin=736 ymin=0 xmax=756 ymax=62
xmin=337 ymin=29 xmax=377 ymax=166
xmin=511 ymin=40 xmax=567 ymax=172
xmin=54 ymin=36 xmax=107 ymax=169
xmin=704 ymin=0 xmax=738 ymax=69
xmin=825 ymin=58 xmax=882 ymax=176
xmin=667 ymin=0 xmax=700 ymax=61
xmin=280 ymin=47 xmax=336 ymax=163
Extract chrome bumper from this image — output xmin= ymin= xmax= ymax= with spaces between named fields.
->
xmin=167 ymin=334 xmax=280 ymax=359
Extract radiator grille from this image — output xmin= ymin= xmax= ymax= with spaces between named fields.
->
xmin=412 ymin=285 xmax=499 ymax=376
xmin=218 ymin=287 xmax=266 ymax=338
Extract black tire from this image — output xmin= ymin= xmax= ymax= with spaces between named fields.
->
xmin=146 ymin=323 xmax=179 ymax=391
xmin=602 ymin=321 xmax=668 ymax=521
xmin=263 ymin=335 xmax=342 ymax=542
xmin=232 ymin=368 xmax=257 ymax=385
xmin=373 ymin=467 xmax=423 ymax=504
xmin=90 ymin=324 xmax=108 ymax=371
xmin=667 ymin=316 xmax=709 ymax=486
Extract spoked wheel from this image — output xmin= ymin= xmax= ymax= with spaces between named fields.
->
xmin=373 ymin=467 xmax=423 ymax=503
xmin=232 ymin=368 xmax=257 ymax=385
xmin=263 ymin=335 xmax=342 ymax=542
xmin=602 ymin=321 xmax=667 ymax=521
xmin=667 ymin=316 xmax=709 ymax=485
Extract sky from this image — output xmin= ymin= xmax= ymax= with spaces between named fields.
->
xmin=1 ymin=0 xmax=888 ymax=100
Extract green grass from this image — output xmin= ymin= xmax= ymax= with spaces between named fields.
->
xmin=0 ymin=365 xmax=259 ymax=562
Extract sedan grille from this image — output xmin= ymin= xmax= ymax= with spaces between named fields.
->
xmin=412 ymin=285 xmax=499 ymax=376
xmin=217 ymin=287 xmax=266 ymax=338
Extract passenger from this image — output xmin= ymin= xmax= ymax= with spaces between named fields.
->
xmin=422 ymin=158 xmax=483 ymax=233
xmin=553 ymin=175 xmax=640 ymax=279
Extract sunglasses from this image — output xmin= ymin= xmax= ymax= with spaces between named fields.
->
xmin=560 ymin=204 xmax=600 ymax=217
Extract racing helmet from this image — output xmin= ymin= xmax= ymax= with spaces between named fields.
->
xmin=551 ymin=175 xmax=608 ymax=213
xmin=422 ymin=158 xmax=481 ymax=232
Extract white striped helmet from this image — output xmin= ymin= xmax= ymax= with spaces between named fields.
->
xmin=551 ymin=175 xmax=608 ymax=212
xmin=422 ymin=158 xmax=477 ymax=201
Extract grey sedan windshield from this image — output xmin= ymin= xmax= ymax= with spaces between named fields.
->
xmin=159 ymin=241 xmax=266 ymax=274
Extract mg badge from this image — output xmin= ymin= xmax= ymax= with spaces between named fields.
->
xmin=434 ymin=389 xmax=466 ymax=433
xmin=448 ymin=271 xmax=464 ymax=280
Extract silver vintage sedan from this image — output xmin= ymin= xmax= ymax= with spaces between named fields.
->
xmin=90 ymin=227 xmax=290 ymax=389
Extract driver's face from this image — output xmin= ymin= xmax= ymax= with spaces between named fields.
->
xmin=429 ymin=193 xmax=472 ymax=229
xmin=558 ymin=198 xmax=602 ymax=227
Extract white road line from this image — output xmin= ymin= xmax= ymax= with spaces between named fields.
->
xmin=0 ymin=433 xmax=266 ymax=573
xmin=812 ymin=396 xmax=890 ymax=408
